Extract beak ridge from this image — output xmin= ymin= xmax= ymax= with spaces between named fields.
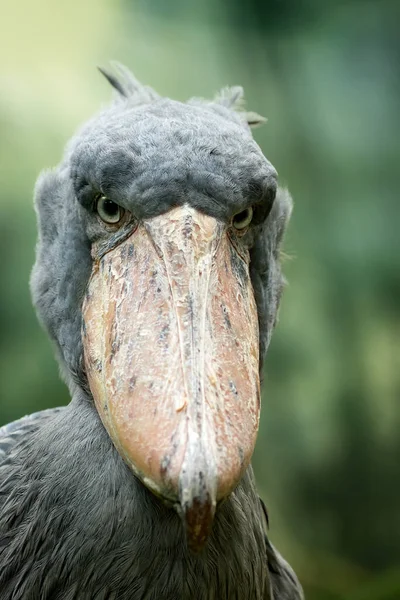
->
xmin=83 ymin=205 xmax=260 ymax=549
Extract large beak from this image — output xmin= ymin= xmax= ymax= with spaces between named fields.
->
xmin=82 ymin=205 xmax=260 ymax=550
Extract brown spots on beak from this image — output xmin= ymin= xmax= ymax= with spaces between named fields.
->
xmin=82 ymin=205 xmax=260 ymax=548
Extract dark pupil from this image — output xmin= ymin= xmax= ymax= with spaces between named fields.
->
xmin=234 ymin=209 xmax=249 ymax=224
xmin=103 ymin=199 xmax=119 ymax=216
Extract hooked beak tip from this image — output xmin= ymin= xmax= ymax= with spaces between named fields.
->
xmin=178 ymin=441 xmax=218 ymax=552
xmin=178 ymin=492 xmax=216 ymax=553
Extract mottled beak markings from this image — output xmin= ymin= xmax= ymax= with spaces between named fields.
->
xmin=83 ymin=205 xmax=260 ymax=551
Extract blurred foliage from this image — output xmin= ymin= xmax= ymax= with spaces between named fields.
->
xmin=0 ymin=0 xmax=399 ymax=598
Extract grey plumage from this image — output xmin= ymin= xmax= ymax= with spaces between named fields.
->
xmin=0 ymin=64 xmax=303 ymax=599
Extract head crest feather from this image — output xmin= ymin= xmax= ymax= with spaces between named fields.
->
xmin=98 ymin=61 xmax=159 ymax=104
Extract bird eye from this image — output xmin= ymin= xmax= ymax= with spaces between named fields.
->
xmin=96 ymin=196 xmax=124 ymax=224
xmin=232 ymin=206 xmax=253 ymax=231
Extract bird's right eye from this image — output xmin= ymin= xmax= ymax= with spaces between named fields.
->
xmin=232 ymin=206 xmax=253 ymax=231
xmin=96 ymin=196 xmax=124 ymax=225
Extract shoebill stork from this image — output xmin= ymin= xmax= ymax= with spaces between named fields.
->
xmin=0 ymin=64 xmax=303 ymax=599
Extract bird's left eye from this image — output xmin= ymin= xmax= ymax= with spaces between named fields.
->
xmin=96 ymin=196 xmax=124 ymax=224
xmin=232 ymin=206 xmax=253 ymax=231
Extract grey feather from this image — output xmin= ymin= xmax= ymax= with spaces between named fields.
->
xmin=214 ymin=86 xmax=267 ymax=128
xmin=99 ymin=61 xmax=160 ymax=104
xmin=0 ymin=409 xmax=64 ymax=463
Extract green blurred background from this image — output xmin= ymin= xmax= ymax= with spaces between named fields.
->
xmin=1 ymin=0 xmax=399 ymax=597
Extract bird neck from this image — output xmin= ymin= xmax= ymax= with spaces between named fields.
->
xmin=1 ymin=393 xmax=269 ymax=598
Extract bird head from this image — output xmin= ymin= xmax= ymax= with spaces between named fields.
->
xmin=31 ymin=63 xmax=292 ymax=551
